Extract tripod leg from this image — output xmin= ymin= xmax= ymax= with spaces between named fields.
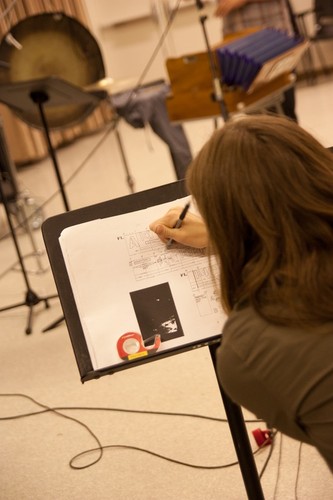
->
xmin=31 ymin=94 xmax=70 ymax=212
xmin=24 ymin=293 xmax=58 ymax=333
xmin=114 ymin=128 xmax=135 ymax=193
xmin=0 ymin=300 xmax=27 ymax=312
xmin=26 ymin=305 xmax=34 ymax=335
xmin=24 ymin=289 xmax=42 ymax=335
xmin=42 ymin=315 xmax=64 ymax=332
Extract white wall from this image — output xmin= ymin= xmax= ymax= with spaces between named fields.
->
xmin=83 ymin=0 xmax=222 ymax=83
xmin=83 ymin=0 xmax=333 ymax=85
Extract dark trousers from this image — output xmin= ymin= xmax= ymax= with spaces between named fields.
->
xmin=112 ymin=84 xmax=193 ymax=180
xmin=281 ymin=86 xmax=298 ymax=122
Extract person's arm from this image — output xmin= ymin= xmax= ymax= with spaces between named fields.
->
xmin=149 ymin=207 xmax=208 ymax=249
xmin=215 ymin=0 xmax=272 ymax=17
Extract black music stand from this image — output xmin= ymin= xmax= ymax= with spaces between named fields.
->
xmin=42 ymin=180 xmax=265 ymax=499
xmin=0 ymin=76 xmax=102 ymax=212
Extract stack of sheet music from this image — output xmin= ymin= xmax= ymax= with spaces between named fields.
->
xmin=216 ymin=28 xmax=304 ymax=91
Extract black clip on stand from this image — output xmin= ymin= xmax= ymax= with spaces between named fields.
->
xmin=0 ymin=174 xmax=58 ymax=334
xmin=195 ymin=0 xmax=228 ymax=122
xmin=194 ymin=3 xmax=265 ymax=499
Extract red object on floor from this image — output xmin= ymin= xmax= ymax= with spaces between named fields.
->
xmin=252 ymin=428 xmax=273 ymax=447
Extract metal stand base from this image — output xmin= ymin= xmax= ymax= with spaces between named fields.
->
xmin=0 ymin=289 xmax=57 ymax=335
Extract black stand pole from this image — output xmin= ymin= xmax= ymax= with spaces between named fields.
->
xmin=114 ymin=125 xmax=135 ymax=194
xmin=0 ymin=173 xmax=58 ymax=334
xmin=33 ymin=90 xmax=69 ymax=332
xmin=30 ymin=90 xmax=70 ymax=212
xmin=31 ymin=90 xmax=69 ymax=332
xmin=195 ymin=2 xmax=229 ymax=121
xmin=209 ymin=343 xmax=265 ymax=500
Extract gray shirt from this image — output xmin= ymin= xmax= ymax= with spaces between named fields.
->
xmin=217 ymin=305 xmax=333 ymax=471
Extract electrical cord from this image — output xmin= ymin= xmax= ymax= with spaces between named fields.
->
xmin=294 ymin=442 xmax=303 ymax=500
xmin=0 ymin=392 xmax=104 ymax=467
xmin=258 ymin=429 xmax=278 ymax=478
xmin=0 ymin=0 xmax=183 ymax=245
xmin=270 ymin=431 xmax=303 ymax=500
xmin=0 ymin=392 xmax=276 ymax=474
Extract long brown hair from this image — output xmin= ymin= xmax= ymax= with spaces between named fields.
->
xmin=187 ymin=114 xmax=333 ymax=326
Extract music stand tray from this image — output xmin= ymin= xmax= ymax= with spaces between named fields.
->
xmin=0 ymin=76 xmax=101 ymax=126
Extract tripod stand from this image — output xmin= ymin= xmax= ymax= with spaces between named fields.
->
xmin=0 ymin=171 xmax=58 ymax=334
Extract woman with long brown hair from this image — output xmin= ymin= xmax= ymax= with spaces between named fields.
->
xmin=149 ymin=113 xmax=333 ymax=471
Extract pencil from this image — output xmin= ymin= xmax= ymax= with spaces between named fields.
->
xmin=166 ymin=202 xmax=191 ymax=248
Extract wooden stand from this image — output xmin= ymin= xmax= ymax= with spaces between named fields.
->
xmin=165 ymin=30 xmax=308 ymax=122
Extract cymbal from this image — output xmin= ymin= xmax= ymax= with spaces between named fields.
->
xmin=84 ymin=76 xmax=139 ymax=95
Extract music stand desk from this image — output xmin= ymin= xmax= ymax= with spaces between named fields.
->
xmin=0 ymin=77 xmax=101 ymax=211
xmin=42 ymin=180 xmax=264 ymax=499
xmin=0 ymin=76 xmax=100 ymax=124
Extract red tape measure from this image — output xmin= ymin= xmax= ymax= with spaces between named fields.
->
xmin=117 ymin=332 xmax=161 ymax=361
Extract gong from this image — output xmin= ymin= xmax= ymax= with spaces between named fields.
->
xmin=0 ymin=12 xmax=106 ymax=129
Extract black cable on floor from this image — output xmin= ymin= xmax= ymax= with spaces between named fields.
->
xmin=0 ymin=392 xmax=275 ymax=475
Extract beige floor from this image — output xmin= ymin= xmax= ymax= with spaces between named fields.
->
xmin=1 ymin=76 xmax=333 ymax=500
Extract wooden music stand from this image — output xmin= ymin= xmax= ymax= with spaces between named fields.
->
xmin=165 ymin=34 xmax=308 ymax=122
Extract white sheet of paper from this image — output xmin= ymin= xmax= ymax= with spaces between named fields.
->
xmin=59 ymin=197 xmax=227 ymax=370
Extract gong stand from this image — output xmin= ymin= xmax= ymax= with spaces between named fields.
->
xmin=0 ymin=170 xmax=58 ymax=334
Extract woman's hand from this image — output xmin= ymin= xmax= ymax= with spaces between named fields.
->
xmin=149 ymin=207 xmax=208 ymax=249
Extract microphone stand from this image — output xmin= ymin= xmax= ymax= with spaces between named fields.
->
xmin=0 ymin=172 xmax=58 ymax=334
xmin=195 ymin=0 xmax=229 ymax=121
